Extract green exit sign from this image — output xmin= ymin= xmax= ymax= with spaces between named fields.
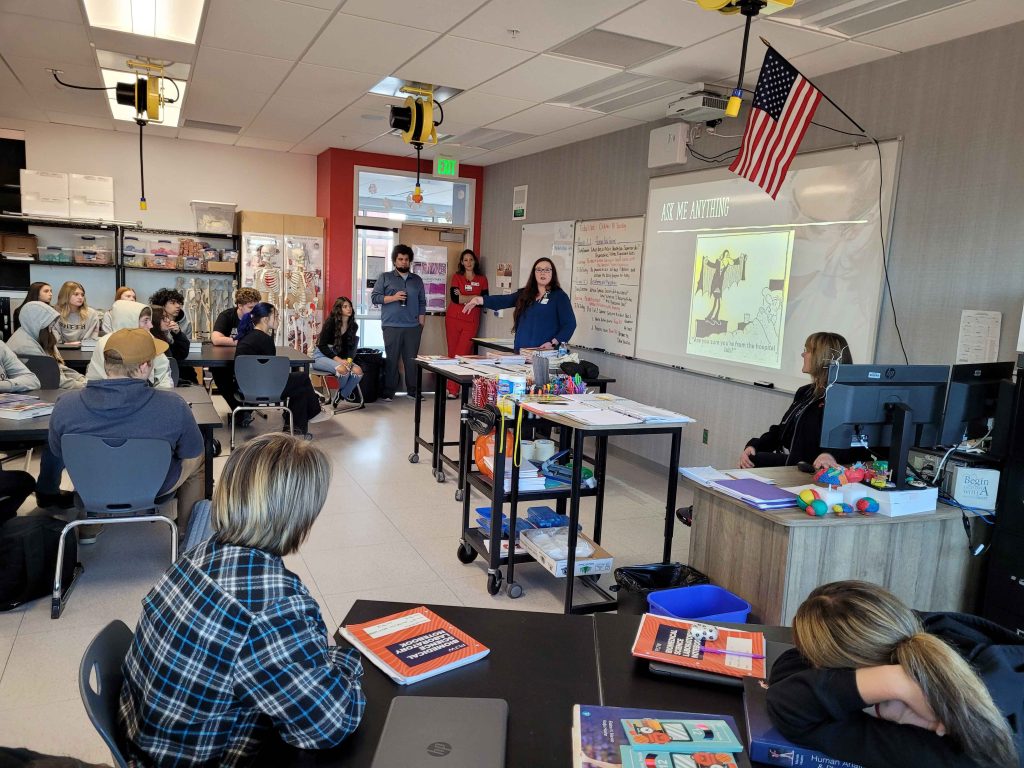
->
xmin=433 ymin=155 xmax=459 ymax=177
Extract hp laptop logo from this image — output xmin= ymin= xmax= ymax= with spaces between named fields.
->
xmin=427 ymin=741 xmax=453 ymax=757
xmin=885 ymin=368 xmax=896 ymax=380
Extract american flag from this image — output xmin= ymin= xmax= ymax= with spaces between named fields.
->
xmin=730 ymin=47 xmax=822 ymax=199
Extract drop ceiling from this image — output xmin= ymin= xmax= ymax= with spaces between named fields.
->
xmin=0 ymin=0 xmax=1022 ymax=166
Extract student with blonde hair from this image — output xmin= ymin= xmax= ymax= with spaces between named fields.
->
xmin=118 ymin=433 xmax=365 ymax=766
xmin=53 ymin=281 xmax=100 ymax=344
xmin=768 ymin=580 xmax=1021 ymax=768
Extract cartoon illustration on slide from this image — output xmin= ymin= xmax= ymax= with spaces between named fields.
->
xmin=687 ymin=231 xmax=794 ymax=369
xmin=695 ymin=250 xmax=746 ymax=324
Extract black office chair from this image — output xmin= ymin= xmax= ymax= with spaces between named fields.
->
xmin=79 ymin=620 xmax=133 ymax=768
xmin=231 ymin=355 xmax=293 ymax=449
xmin=168 ymin=356 xmax=180 ymax=387
xmin=20 ymin=354 xmax=61 ymax=389
xmin=54 ymin=435 xmax=177 ymax=619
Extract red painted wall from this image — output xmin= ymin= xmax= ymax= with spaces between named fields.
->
xmin=316 ymin=148 xmax=484 ymax=304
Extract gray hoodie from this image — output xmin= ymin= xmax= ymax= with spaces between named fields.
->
xmin=0 ymin=340 xmax=39 ymax=393
xmin=86 ymin=300 xmax=173 ymax=389
xmin=7 ymin=301 xmax=87 ymax=390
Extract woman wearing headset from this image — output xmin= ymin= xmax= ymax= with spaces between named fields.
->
xmin=738 ymin=331 xmax=854 ymax=470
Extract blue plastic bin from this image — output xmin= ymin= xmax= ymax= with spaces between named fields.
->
xmin=647 ymin=584 xmax=751 ymax=623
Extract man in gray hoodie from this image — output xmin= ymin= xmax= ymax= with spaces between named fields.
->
xmin=48 ymin=329 xmax=205 ymax=536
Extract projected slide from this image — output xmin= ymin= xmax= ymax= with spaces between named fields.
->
xmin=635 ymin=141 xmax=900 ymax=391
xmin=688 ymin=231 xmax=794 ymax=368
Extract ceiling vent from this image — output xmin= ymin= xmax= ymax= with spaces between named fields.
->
xmin=552 ymin=73 xmax=699 ymax=114
xmin=183 ymin=119 xmax=241 ymax=133
xmin=444 ymin=128 xmax=535 ymax=151
xmin=551 ymin=30 xmax=677 ymax=68
xmin=772 ymin=0 xmax=971 ymax=37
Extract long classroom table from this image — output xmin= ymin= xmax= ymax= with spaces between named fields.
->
xmin=60 ymin=343 xmax=311 ymax=373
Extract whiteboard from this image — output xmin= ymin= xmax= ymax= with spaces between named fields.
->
xmin=635 ymin=140 xmax=902 ymax=392
xmin=519 ymin=220 xmax=576 ymax=295
xmin=570 ymin=216 xmax=645 ymax=357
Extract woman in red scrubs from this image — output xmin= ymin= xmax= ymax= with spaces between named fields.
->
xmin=445 ymin=248 xmax=488 ymax=398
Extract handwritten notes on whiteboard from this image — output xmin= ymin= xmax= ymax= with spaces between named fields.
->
xmin=570 ymin=217 xmax=645 ymax=357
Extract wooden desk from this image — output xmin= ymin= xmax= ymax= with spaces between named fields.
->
xmin=684 ymin=466 xmax=982 ymax=625
xmin=61 ymin=344 xmax=311 ymax=372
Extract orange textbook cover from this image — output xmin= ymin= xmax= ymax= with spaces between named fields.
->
xmin=339 ymin=606 xmax=490 ymax=685
xmin=631 ymin=613 xmax=766 ymax=679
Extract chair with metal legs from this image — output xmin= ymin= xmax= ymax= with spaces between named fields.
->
xmin=230 ymin=355 xmax=293 ymax=449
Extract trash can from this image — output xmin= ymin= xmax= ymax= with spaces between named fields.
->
xmin=647 ymin=584 xmax=751 ymax=623
xmin=610 ymin=562 xmax=709 ymax=615
xmin=353 ymin=348 xmax=384 ymax=403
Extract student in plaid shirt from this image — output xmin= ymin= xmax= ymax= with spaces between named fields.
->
xmin=118 ymin=433 xmax=365 ymax=766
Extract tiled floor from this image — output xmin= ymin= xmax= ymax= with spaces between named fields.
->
xmin=0 ymin=396 xmax=693 ymax=763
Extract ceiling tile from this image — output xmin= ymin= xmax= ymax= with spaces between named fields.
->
xmin=276 ymin=63 xmax=380 ymax=104
xmin=0 ymin=0 xmax=83 ymax=23
xmin=302 ymin=93 xmax=403 ymax=143
xmin=245 ymin=93 xmax=342 ymax=142
xmin=475 ymin=55 xmax=620 ymax=103
xmin=545 ymin=113 xmax=642 ymax=143
xmin=287 ymin=0 xmax=342 ymax=8
xmin=354 ymin=134 xmax=412 ymax=156
xmin=788 ymin=39 xmax=897 ymax=77
xmin=202 ymin=0 xmax=330 ymax=60
xmin=177 ymin=126 xmax=240 ymax=145
xmin=289 ymin=142 xmax=330 ymax=154
xmin=440 ymin=91 xmax=532 ymax=127
xmin=191 ymin=47 xmax=293 ymax=96
xmin=854 ymin=0 xmax=1024 ymax=52
xmin=417 ymin=142 xmax=487 ymax=161
xmin=45 ymin=112 xmax=115 ymax=130
xmin=491 ymin=103 xmax=600 ymax=134
xmin=612 ymin=97 xmax=677 ymax=121
xmin=88 ymin=28 xmax=196 ymax=64
xmin=0 ymin=12 xmax=95 ymax=65
xmin=303 ymin=14 xmax=439 ymax=75
xmin=597 ymin=0 xmax=741 ymax=48
xmin=450 ymin=0 xmax=639 ymax=53
xmin=395 ymin=36 xmax=532 ymax=90
xmin=115 ymin=121 xmax=178 ymax=138
xmin=340 ymin=0 xmax=489 ymax=33
xmin=6 ymin=58 xmax=111 ymax=118
xmin=182 ymin=84 xmax=269 ymax=128
xmin=236 ymin=136 xmax=295 ymax=151
xmin=0 ymin=62 xmax=45 ymax=121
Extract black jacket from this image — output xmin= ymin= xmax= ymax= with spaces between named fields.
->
xmin=745 ymin=384 xmax=827 ymax=466
xmin=766 ymin=611 xmax=1024 ymax=768
xmin=159 ymin=328 xmax=190 ymax=362
xmin=316 ymin=314 xmax=358 ymax=360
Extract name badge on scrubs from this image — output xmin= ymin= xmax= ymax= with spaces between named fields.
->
xmin=540 ymin=292 xmax=550 ymax=305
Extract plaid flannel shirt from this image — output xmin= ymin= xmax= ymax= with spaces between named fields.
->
xmin=118 ymin=539 xmax=364 ymax=767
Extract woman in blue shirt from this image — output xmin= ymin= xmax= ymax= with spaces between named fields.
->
xmin=464 ymin=257 xmax=576 ymax=351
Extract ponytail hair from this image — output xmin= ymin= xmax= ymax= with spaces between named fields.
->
xmin=237 ymin=301 xmax=276 ymax=339
xmin=794 ymin=581 xmax=1017 ymax=767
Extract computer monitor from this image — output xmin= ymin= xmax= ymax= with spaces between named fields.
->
xmin=938 ymin=361 xmax=1015 ymax=451
xmin=821 ymin=364 xmax=950 ymax=490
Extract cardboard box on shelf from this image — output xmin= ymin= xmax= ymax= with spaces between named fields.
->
xmin=206 ymin=261 xmax=237 ymax=273
xmin=1 ymin=234 xmax=38 ymax=255
xmin=520 ymin=529 xmax=613 ymax=578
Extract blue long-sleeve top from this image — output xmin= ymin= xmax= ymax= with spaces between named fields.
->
xmin=481 ymin=288 xmax=576 ymax=351
xmin=370 ymin=270 xmax=426 ymax=327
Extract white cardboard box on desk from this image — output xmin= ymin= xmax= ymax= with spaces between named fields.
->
xmin=842 ymin=483 xmax=938 ymax=517
xmin=520 ymin=529 xmax=613 ymax=578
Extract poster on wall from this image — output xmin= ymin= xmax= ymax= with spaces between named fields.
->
xmin=412 ymin=244 xmax=449 ymax=313
xmin=243 ymin=232 xmax=284 ymax=303
xmin=282 ymin=235 xmax=324 ymax=354
xmin=513 ymin=185 xmax=528 ymax=220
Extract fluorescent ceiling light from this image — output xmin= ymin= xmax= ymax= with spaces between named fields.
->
xmin=101 ymin=68 xmax=186 ymax=127
xmin=84 ymin=0 xmax=206 ymax=44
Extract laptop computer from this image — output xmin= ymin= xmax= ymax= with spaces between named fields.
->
xmin=648 ymin=640 xmax=796 ymax=689
xmin=370 ymin=696 xmax=508 ymax=768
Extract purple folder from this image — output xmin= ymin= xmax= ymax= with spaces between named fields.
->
xmin=711 ymin=479 xmax=800 ymax=507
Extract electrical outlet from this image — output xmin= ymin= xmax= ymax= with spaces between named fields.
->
xmin=702 ymin=429 xmax=709 ymax=445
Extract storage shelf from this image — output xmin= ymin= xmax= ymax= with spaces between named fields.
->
xmin=464 ymin=469 xmax=599 ymax=503
xmin=28 ymin=261 xmax=116 ymax=269
xmin=124 ymin=227 xmax=236 ymax=239
xmin=123 ymin=265 xmax=237 ymax=276
xmin=464 ymin=528 xmax=534 ymax=566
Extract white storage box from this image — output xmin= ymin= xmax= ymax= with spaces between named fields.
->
xmin=70 ymin=196 xmax=114 ymax=221
xmin=22 ymin=193 xmax=69 ymax=218
xmin=20 ymin=169 xmax=68 ymax=198
xmin=520 ymin=528 xmax=613 ymax=578
xmin=840 ymin=483 xmax=938 ymax=517
xmin=191 ymin=200 xmax=237 ymax=234
xmin=69 ymin=174 xmax=113 ymax=201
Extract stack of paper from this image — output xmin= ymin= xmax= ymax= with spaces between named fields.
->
xmin=710 ymin=479 xmax=799 ymax=510
xmin=678 ymin=466 xmax=732 ymax=486
xmin=607 ymin=399 xmax=694 ymax=423
xmin=0 ymin=401 xmax=53 ymax=420
xmin=416 ymin=354 xmax=460 ymax=365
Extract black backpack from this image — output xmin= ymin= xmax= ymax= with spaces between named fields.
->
xmin=0 ymin=515 xmax=80 ymax=611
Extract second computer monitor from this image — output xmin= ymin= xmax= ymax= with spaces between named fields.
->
xmin=938 ymin=361 xmax=1015 ymax=449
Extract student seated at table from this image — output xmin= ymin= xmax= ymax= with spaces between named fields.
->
xmin=151 ymin=306 xmax=191 ymax=385
xmin=311 ymin=296 xmax=363 ymax=406
xmin=118 ymin=432 xmax=366 ymax=766
xmin=235 ymin=302 xmax=330 ymax=437
xmin=53 ymin=281 xmax=100 ymax=344
xmin=739 ymin=331 xmax=859 ymax=470
xmin=12 ymin=281 xmax=52 ymax=332
xmin=767 ymin=580 xmax=1021 ymax=768
xmin=0 ymin=338 xmax=40 ymax=393
xmin=7 ymin=301 xmax=87 ymax=389
xmin=49 ymin=329 xmax=205 ymax=541
xmin=210 ymin=287 xmax=261 ymax=416
xmin=86 ymin=301 xmax=173 ymax=389
xmin=150 ymin=287 xmax=198 ymax=384
xmin=99 ymin=286 xmax=137 ymax=335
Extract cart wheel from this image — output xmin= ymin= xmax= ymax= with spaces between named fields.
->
xmin=457 ymin=542 xmax=477 ymax=564
xmin=210 ymin=438 xmax=222 ymax=458
xmin=506 ymin=582 xmax=524 ymax=599
xmin=455 ymin=488 xmax=464 ymax=502
xmin=408 ymin=452 xmax=419 ymax=464
xmin=486 ymin=571 xmax=502 ymax=595
xmin=435 ymin=470 xmax=446 ymax=483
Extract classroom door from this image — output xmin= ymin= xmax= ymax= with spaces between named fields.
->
xmin=397 ymin=225 xmax=469 ymax=356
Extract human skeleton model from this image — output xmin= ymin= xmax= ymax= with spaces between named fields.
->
xmin=252 ymin=243 xmax=282 ymax=303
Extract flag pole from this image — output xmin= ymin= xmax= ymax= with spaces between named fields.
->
xmin=758 ymin=36 xmax=868 ymax=135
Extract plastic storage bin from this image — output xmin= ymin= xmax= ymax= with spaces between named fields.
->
xmin=73 ymin=248 xmax=112 ymax=266
xmin=647 ymin=584 xmax=751 ymax=623
xmin=150 ymin=239 xmax=179 ymax=256
xmin=191 ymin=200 xmax=236 ymax=234
xmin=38 ymin=247 xmax=72 ymax=264
xmin=122 ymin=236 xmax=148 ymax=253
xmin=145 ymin=254 xmax=178 ymax=270
xmin=122 ymin=252 xmax=146 ymax=267
xmin=78 ymin=234 xmax=113 ymax=251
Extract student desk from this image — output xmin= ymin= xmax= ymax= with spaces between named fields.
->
xmin=0 ymin=387 xmax=222 ymax=499
xmin=471 ymin=337 xmax=516 ymax=354
xmin=259 ymin=600 xmax=775 ymax=768
xmin=60 ymin=344 xmax=311 ymax=373
xmin=683 ymin=466 xmax=983 ymax=625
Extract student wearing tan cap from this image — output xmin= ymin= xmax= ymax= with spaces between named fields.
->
xmin=47 ymin=328 xmax=206 ymax=542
